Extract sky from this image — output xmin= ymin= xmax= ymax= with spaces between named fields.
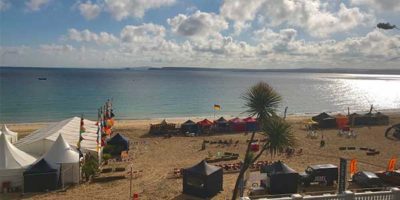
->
xmin=0 ymin=0 xmax=400 ymax=69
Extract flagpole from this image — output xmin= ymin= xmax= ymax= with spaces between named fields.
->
xmin=214 ymin=107 xmax=215 ymax=122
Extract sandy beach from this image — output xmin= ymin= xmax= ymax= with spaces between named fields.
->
xmin=2 ymin=113 xmax=400 ymax=200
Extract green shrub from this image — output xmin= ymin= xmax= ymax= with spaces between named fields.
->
xmin=82 ymin=155 xmax=99 ymax=182
xmin=103 ymin=144 xmax=124 ymax=156
xmin=102 ymin=153 xmax=112 ymax=161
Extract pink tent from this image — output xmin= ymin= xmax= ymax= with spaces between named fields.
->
xmin=243 ymin=117 xmax=259 ymax=132
xmin=197 ymin=119 xmax=214 ymax=128
xmin=243 ymin=117 xmax=257 ymax=123
xmin=229 ymin=117 xmax=246 ymax=132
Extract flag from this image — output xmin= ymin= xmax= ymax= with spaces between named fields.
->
xmin=77 ymin=115 xmax=85 ymax=151
xmin=388 ymin=157 xmax=397 ymax=172
xmin=214 ymin=104 xmax=221 ymax=110
xmin=350 ymin=159 xmax=357 ymax=176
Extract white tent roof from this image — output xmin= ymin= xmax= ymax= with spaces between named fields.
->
xmin=44 ymin=134 xmax=79 ymax=164
xmin=15 ymin=117 xmax=99 ymax=155
xmin=1 ymin=124 xmax=18 ymax=137
xmin=0 ymin=134 xmax=36 ymax=170
xmin=0 ymin=124 xmax=18 ymax=143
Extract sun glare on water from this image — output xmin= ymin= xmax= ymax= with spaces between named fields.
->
xmin=335 ymin=74 xmax=400 ymax=111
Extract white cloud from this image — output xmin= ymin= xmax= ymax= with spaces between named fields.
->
xmin=0 ymin=0 xmax=10 ymax=11
xmin=25 ymin=0 xmax=51 ymax=11
xmin=40 ymin=44 xmax=75 ymax=53
xmin=120 ymin=23 xmax=165 ymax=43
xmin=220 ymin=0 xmax=264 ymax=34
xmin=219 ymin=0 xmax=374 ymax=38
xmin=104 ymin=0 xmax=175 ymax=21
xmin=67 ymin=29 xmax=119 ymax=45
xmin=254 ymin=28 xmax=299 ymax=53
xmin=306 ymin=3 xmax=373 ymax=38
xmin=78 ymin=1 xmax=101 ymax=20
xmin=259 ymin=0 xmax=374 ymax=38
xmin=167 ymin=11 xmax=228 ymax=40
xmin=351 ymin=0 xmax=400 ymax=12
xmin=3 ymin=24 xmax=399 ymax=68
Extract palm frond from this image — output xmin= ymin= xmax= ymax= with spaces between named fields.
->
xmin=242 ymin=82 xmax=282 ymax=121
xmin=261 ymin=117 xmax=296 ymax=157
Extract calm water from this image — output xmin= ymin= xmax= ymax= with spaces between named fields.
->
xmin=1 ymin=67 xmax=400 ymax=123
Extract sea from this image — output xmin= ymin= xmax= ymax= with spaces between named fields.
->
xmin=1 ymin=67 xmax=400 ymax=123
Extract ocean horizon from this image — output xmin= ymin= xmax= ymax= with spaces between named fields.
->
xmin=1 ymin=67 xmax=400 ymax=123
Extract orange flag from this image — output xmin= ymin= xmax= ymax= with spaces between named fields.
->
xmin=388 ymin=157 xmax=397 ymax=172
xmin=350 ymin=159 xmax=357 ymax=176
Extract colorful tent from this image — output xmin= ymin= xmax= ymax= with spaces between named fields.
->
xmin=107 ymin=133 xmax=130 ymax=153
xmin=149 ymin=119 xmax=176 ymax=135
xmin=197 ymin=119 xmax=214 ymax=134
xmin=197 ymin=119 xmax=213 ymax=127
xmin=350 ymin=112 xmax=389 ymax=126
xmin=214 ymin=117 xmax=229 ymax=132
xmin=304 ymin=119 xmax=318 ymax=125
xmin=243 ymin=117 xmax=259 ymax=132
xmin=312 ymin=112 xmax=336 ymax=129
xmin=261 ymin=161 xmax=299 ymax=195
xmin=181 ymin=120 xmax=199 ymax=134
xmin=312 ymin=112 xmax=332 ymax=122
xmin=23 ymin=158 xmax=59 ymax=192
xmin=229 ymin=117 xmax=246 ymax=132
xmin=335 ymin=114 xmax=349 ymax=129
xmin=183 ymin=160 xmax=223 ymax=198
xmin=0 ymin=133 xmax=36 ymax=189
xmin=0 ymin=124 xmax=18 ymax=143
xmin=15 ymin=117 xmax=99 ymax=157
xmin=374 ymin=112 xmax=389 ymax=125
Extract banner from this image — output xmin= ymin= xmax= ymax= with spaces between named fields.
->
xmin=388 ymin=157 xmax=397 ymax=172
xmin=350 ymin=159 xmax=357 ymax=177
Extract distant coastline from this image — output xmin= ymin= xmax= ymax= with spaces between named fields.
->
xmin=2 ymin=66 xmax=400 ymax=75
xmin=148 ymin=67 xmax=400 ymax=75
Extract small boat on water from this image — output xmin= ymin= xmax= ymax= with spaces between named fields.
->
xmin=38 ymin=77 xmax=47 ymax=80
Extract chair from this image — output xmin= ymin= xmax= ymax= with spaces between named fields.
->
xmin=121 ymin=151 xmax=129 ymax=161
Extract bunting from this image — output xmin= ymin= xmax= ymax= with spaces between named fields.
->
xmin=98 ymin=99 xmax=116 ymax=147
xmin=96 ymin=108 xmax=101 ymax=152
xmin=77 ymin=115 xmax=85 ymax=157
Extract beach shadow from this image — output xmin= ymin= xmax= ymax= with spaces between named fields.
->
xmin=171 ymin=194 xmax=210 ymax=200
xmin=139 ymin=133 xmax=159 ymax=138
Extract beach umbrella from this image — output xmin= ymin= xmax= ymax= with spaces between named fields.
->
xmin=304 ymin=119 xmax=318 ymax=125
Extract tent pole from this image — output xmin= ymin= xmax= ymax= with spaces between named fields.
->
xmin=129 ymin=165 xmax=132 ymax=198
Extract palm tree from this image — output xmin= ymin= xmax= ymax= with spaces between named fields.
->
xmin=262 ymin=117 xmax=296 ymax=158
xmin=231 ymin=81 xmax=294 ymax=200
xmin=242 ymin=81 xmax=282 ymax=120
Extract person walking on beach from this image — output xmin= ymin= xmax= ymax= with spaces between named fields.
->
xmin=320 ymin=134 xmax=325 ymax=148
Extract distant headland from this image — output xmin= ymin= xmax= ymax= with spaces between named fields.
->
xmin=148 ymin=67 xmax=400 ymax=75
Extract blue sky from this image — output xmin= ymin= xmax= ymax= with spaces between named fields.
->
xmin=1 ymin=0 xmax=400 ymax=68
